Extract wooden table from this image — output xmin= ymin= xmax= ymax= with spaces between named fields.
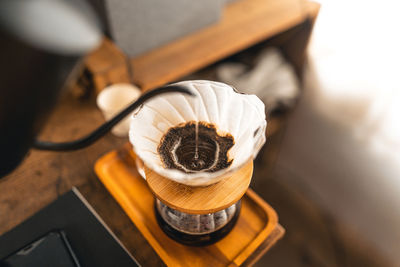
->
xmin=0 ymin=93 xmax=166 ymax=266
xmin=0 ymin=92 xmax=284 ymax=266
xmin=0 ymin=0 xmax=319 ymax=265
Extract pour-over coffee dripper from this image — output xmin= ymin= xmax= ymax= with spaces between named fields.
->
xmin=129 ymin=80 xmax=266 ymax=245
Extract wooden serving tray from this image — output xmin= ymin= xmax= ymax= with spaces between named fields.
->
xmin=95 ymin=144 xmax=284 ymax=266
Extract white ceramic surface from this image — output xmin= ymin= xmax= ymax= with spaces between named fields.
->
xmin=97 ymin=83 xmax=141 ymax=137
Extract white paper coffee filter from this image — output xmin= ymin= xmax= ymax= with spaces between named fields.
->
xmin=129 ymin=80 xmax=266 ymax=186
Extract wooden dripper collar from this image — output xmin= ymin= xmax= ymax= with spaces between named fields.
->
xmin=145 ymin=160 xmax=253 ymax=214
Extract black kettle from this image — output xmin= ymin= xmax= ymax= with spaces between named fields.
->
xmin=0 ymin=0 xmax=193 ymax=177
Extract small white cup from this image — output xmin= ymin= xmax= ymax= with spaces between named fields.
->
xmin=97 ymin=83 xmax=141 ymax=137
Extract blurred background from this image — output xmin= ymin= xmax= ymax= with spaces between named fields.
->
xmin=254 ymin=0 xmax=400 ymax=266
xmin=1 ymin=0 xmax=399 ymax=266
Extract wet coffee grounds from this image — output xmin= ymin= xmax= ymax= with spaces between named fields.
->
xmin=158 ymin=121 xmax=234 ymax=173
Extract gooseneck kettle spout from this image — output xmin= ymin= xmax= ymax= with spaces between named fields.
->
xmin=33 ymin=85 xmax=194 ymax=151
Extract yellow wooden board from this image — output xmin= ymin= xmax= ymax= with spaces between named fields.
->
xmin=95 ymin=144 xmax=284 ymax=266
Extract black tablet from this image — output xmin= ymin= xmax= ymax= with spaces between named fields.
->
xmin=2 ymin=230 xmax=80 ymax=267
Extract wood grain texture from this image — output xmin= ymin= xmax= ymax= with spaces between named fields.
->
xmin=84 ymin=39 xmax=130 ymax=94
xmin=95 ymin=144 xmax=283 ymax=267
xmin=86 ymin=39 xmax=125 ymax=73
xmin=130 ymin=0 xmax=305 ymax=90
xmin=243 ymin=224 xmax=285 ymax=266
xmin=145 ymin=161 xmax=253 ymax=214
xmin=85 ymin=0 xmax=320 ymax=92
xmin=0 ymin=93 xmax=164 ymax=266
